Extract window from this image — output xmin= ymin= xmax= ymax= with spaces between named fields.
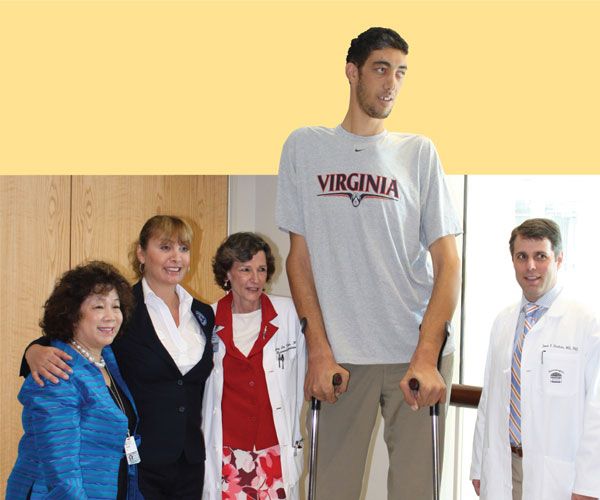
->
xmin=457 ymin=175 xmax=600 ymax=499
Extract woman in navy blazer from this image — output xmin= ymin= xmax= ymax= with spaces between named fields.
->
xmin=24 ymin=216 xmax=214 ymax=499
xmin=8 ymin=261 xmax=142 ymax=499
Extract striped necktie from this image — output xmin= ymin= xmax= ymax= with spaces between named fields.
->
xmin=509 ymin=303 xmax=543 ymax=447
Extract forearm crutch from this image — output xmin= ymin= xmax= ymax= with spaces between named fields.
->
xmin=300 ymin=318 xmax=342 ymax=500
xmin=408 ymin=321 xmax=450 ymax=500
xmin=308 ymin=372 xmax=342 ymax=500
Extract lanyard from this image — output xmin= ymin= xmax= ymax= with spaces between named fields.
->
xmin=105 ymin=366 xmax=131 ymax=438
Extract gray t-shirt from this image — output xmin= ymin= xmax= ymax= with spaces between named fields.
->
xmin=276 ymin=125 xmax=462 ymax=364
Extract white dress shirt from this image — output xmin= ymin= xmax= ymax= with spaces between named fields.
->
xmin=142 ymin=278 xmax=205 ymax=375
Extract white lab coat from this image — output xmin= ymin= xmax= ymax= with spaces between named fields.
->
xmin=202 ymin=294 xmax=306 ymax=500
xmin=470 ymin=293 xmax=600 ymax=499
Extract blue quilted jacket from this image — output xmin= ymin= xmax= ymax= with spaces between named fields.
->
xmin=6 ymin=340 xmax=143 ymax=499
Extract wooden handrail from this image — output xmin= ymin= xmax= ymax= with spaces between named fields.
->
xmin=449 ymin=384 xmax=481 ymax=409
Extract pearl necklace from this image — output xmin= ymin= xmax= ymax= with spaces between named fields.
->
xmin=70 ymin=340 xmax=106 ymax=368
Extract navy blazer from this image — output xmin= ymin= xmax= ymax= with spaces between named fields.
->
xmin=8 ymin=341 xmax=142 ymax=499
xmin=111 ymin=282 xmax=214 ymax=465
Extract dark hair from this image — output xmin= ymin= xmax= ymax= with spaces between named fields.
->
xmin=129 ymin=215 xmax=194 ymax=278
xmin=346 ymin=27 xmax=409 ymax=68
xmin=212 ymin=232 xmax=275 ymax=290
xmin=509 ymin=218 xmax=563 ymax=255
xmin=40 ymin=261 xmax=135 ymax=342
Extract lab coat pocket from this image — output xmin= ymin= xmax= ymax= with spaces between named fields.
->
xmin=542 ymin=456 xmax=575 ymax=499
xmin=276 ymin=341 xmax=298 ymax=363
xmin=288 ymin=440 xmax=304 ymax=484
xmin=540 ymin=350 xmax=581 ymax=397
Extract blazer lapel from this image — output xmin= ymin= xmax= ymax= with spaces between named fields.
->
xmin=130 ymin=282 xmax=181 ymax=374
xmin=182 ymin=300 xmax=214 ymax=379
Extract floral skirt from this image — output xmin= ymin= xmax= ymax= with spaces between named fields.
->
xmin=222 ymin=444 xmax=286 ymax=499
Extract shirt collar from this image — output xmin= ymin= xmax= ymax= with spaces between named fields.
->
xmin=215 ymin=292 xmax=277 ymax=328
xmin=520 ymin=283 xmax=563 ymax=311
xmin=335 ymin=124 xmax=388 ymax=143
xmin=141 ymin=277 xmax=193 ymax=309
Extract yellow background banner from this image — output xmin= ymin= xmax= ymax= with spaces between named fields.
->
xmin=1 ymin=1 xmax=598 ymax=174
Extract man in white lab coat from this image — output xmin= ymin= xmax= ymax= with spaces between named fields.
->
xmin=470 ymin=218 xmax=600 ymax=500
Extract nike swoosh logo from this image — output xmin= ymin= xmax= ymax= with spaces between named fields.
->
xmin=354 ymin=148 xmax=366 ymax=152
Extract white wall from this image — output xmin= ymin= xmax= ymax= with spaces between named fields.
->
xmin=228 ymin=174 xmax=466 ymax=500
xmin=228 ymin=176 xmax=291 ymax=297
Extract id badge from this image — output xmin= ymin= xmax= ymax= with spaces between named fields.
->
xmin=211 ymin=328 xmax=220 ymax=353
xmin=124 ymin=435 xmax=141 ymax=465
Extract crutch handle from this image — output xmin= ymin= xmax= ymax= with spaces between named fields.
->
xmin=300 ymin=319 xmax=343 ymax=392
xmin=408 ymin=377 xmax=420 ymax=391
xmin=408 ymin=321 xmax=452 ymax=398
xmin=408 ymin=378 xmax=440 ymax=415
xmin=409 ymin=378 xmax=440 ymax=414
xmin=311 ymin=373 xmax=343 ymax=409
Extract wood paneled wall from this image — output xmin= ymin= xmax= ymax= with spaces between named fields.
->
xmin=0 ymin=177 xmax=71 ymax=492
xmin=0 ymin=176 xmax=227 ymax=495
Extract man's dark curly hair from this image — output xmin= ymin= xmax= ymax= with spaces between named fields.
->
xmin=346 ymin=27 xmax=409 ymax=69
xmin=40 ymin=261 xmax=135 ymax=342
xmin=212 ymin=232 xmax=275 ymax=291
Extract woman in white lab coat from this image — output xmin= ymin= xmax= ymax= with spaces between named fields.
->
xmin=470 ymin=293 xmax=600 ymax=499
xmin=202 ymin=232 xmax=305 ymax=500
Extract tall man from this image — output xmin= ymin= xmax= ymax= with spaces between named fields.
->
xmin=276 ymin=27 xmax=462 ymax=498
xmin=471 ymin=218 xmax=600 ymax=500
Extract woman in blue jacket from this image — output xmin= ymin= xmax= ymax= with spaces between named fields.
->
xmin=7 ymin=261 xmax=142 ymax=499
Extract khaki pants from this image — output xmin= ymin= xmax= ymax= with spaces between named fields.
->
xmin=310 ymin=355 xmax=453 ymax=500
xmin=512 ymin=452 xmax=523 ymax=500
